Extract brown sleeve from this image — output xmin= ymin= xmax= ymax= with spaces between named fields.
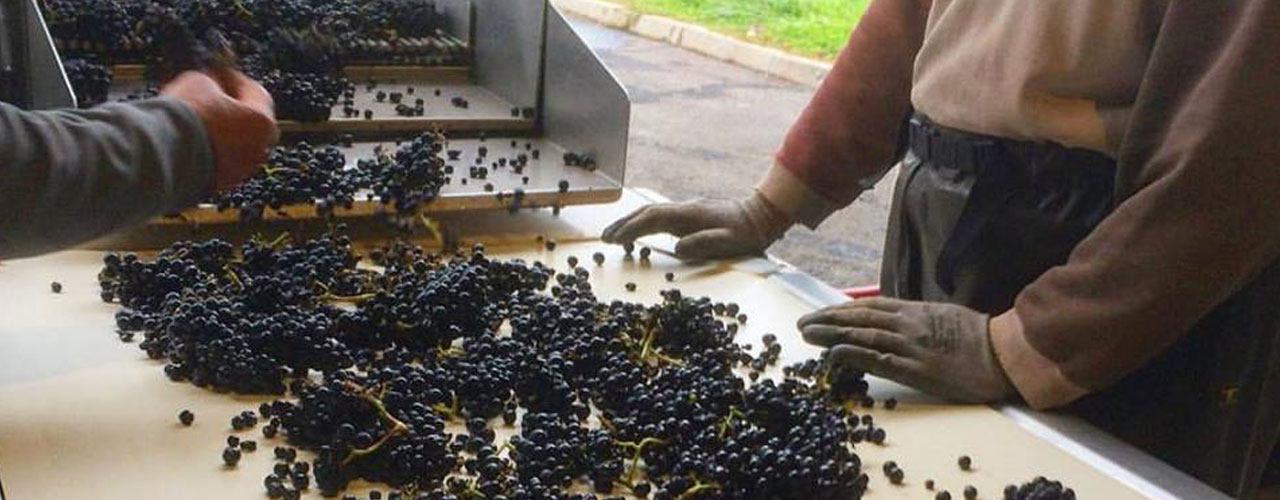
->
xmin=1003 ymin=0 xmax=1280 ymax=406
xmin=765 ymin=0 xmax=931 ymax=228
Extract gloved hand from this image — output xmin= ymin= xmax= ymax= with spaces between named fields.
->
xmin=601 ymin=193 xmax=792 ymax=261
xmin=797 ymin=297 xmax=1016 ymax=404
xmin=162 ymin=70 xmax=278 ymax=191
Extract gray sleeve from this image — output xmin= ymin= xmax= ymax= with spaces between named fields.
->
xmin=0 ymin=96 xmax=215 ymax=259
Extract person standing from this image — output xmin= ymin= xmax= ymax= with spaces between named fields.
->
xmin=603 ymin=0 xmax=1280 ymax=496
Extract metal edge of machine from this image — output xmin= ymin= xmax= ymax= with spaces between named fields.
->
xmin=436 ymin=0 xmax=472 ymax=43
xmin=23 ymin=0 xmax=72 ymax=109
xmin=997 ymin=407 xmax=1233 ymax=500
xmin=0 ymin=0 xmax=74 ymax=109
xmin=465 ymin=0 xmax=629 ymax=190
xmin=470 ymin=0 xmax=545 ymax=115
xmin=541 ymin=5 xmax=629 ymax=187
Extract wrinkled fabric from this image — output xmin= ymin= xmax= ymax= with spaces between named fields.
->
xmin=884 ymin=115 xmax=1280 ymax=498
xmin=911 ymin=0 xmax=1168 ymax=155
xmin=0 ymin=97 xmax=214 ymax=258
xmin=770 ymin=0 xmax=930 ymax=225
xmin=770 ymin=1 xmax=1280 ymax=494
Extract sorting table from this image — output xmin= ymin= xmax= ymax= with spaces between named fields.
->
xmin=0 ymin=189 xmax=1230 ymax=500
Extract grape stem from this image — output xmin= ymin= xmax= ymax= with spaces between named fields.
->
xmin=418 ymin=213 xmax=444 ymax=247
xmin=817 ymin=363 xmax=833 ymax=392
xmin=614 ymin=437 xmax=668 ymax=485
xmin=323 ymin=292 xmax=379 ymax=302
xmin=265 ymin=231 xmax=292 ymax=250
xmin=675 ymin=482 xmax=721 ymax=500
xmin=223 ymin=265 xmax=244 ymax=289
xmin=597 ymin=413 xmax=617 ymax=432
xmin=430 ymin=391 xmax=462 ymax=421
xmin=342 ymin=383 xmax=410 ymax=466
xmin=637 ymin=327 xmax=685 ymax=367
xmin=231 ymin=0 xmax=253 ymax=17
xmin=315 ymin=277 xmax=379 ymax=302
xmin=717 ymin=406 xmax=748 ymax=439
xmin=639 ymin=328 xmax=656 ymax=360
xmin=460 ymin=479 xmax=485 ymax=499
xmin=261 ymin=164 xmax=293 ymax=178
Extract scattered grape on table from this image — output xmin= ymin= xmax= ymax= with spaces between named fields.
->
xmin=100 ymin=230 xmax=890 ymax=499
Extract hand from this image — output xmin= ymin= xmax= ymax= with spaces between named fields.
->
xmin=601 ymin=193 xmax=792 ymax=260
xmin=162 ymin=70 xmax=278 ymax=191
xmin=798 ymin=298 xmax=1016 ymax=403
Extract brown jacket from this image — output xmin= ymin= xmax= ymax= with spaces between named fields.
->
xmin=764 ymin=0 xmax=1280 ymax=410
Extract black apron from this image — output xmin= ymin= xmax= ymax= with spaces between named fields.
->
xmin=881 ymin=114 xmax=1280 ymax=499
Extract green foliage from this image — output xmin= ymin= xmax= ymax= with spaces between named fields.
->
xmin=617 ymin=0 xmax=870 ymax=60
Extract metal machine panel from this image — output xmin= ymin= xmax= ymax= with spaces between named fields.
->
xmin=18 ymin=0 xmax=628 ymax=222
xmin=437 ymin=0 xmax=472 ymax=44
xmin=22 ymin=0 xmax=72 ymax=109
xmin=542 ymin=6 xmax=629 ymax=184
xmin=0 ymin=0 xmax=74 ymax=109
xmin=470 ymin=0 xmax=545 ymax=115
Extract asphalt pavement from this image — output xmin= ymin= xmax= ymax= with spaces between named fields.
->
xmin=568 ymin=15 xmax=894 ymax=289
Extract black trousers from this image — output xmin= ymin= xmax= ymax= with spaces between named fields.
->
xmin=881 ymin=114 xmax=1280 ymax=499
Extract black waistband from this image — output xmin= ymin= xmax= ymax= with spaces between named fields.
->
xmin=907 ymin=113 xmax=1116 ymax=176
xmin=906 ymin=113 xmax=1117 ymax=295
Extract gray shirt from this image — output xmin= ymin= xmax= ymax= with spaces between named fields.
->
xmin=0 ymin=96 xmax=213 ymax=258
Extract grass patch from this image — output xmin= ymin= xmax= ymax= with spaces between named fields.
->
xmin=612 ymin=0 xmax=869 ymax=61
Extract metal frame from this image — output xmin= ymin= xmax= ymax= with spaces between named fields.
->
xmin=35 ymin=0 xmax=629 ymax=221
xmin=455 ymin=0 xmax=631 ymax=187
xmin=471 ymin=0 xmax=545 ymax=114
xmin=0 ymin=0 xmax=73 ymax=109
xmin=542 ymin=5 xmax=630 ymax=185
xmin=0 ymin=0 xmax=28 ymax=104
xmin=436 ymin=0 xmax=472 ymax=42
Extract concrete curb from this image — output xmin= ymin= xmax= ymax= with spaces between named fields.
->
xmin=552 ymin=0 xmax=832 ymax=87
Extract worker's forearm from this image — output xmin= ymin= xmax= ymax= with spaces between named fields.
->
xmin=766 ymin=0 xmax=931 ymax=228
xmin=0 ymin=98 xmax=214 ymax=259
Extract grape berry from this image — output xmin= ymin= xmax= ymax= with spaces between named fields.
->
xmin=208 ymin=133 xmax=447 ymax=220
xmin=101 ymin=231 xmax=887 ymax=499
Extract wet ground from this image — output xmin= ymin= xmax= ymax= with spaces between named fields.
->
xmin=570 ymin=15 xmax=893 ymax=288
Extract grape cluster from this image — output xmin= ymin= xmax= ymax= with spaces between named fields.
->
xmin=1002 ymin=477 xmax=1076 ymax=500
xmin=102 ymin=233 xmax=365 ymax=394
xmin=359 ymin=133 xmax=449 ymax=213
xmin=47 ymin=0 xmax=461 ymax=121
xmin=44 ymin=0 xmax=140 ymax=52
xmin=253 ymin=68 xmax=352 ymax=122
xmin=43 ymin=0 xmax=453 ymax=62
xmin=101 ymin=231 xmax=883 ymax=499
xmin=63 ymin=58 xmax=114 ymax=108
xmin=269 ymin=373 xmax=456 ymax=495
xmin=211 ymin=142 xmax=356 ymax=219
xmin=207 ymin=133 xmax=449 ymax=220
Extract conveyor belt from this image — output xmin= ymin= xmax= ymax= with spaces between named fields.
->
xmin=152 ymin=137 xmax=622 ymax=223
xmin=0 ymin=190 xmax=1230 ymax=500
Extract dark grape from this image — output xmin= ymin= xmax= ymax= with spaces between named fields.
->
xmin=99 ymin=230 xmax=908 ymax=499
